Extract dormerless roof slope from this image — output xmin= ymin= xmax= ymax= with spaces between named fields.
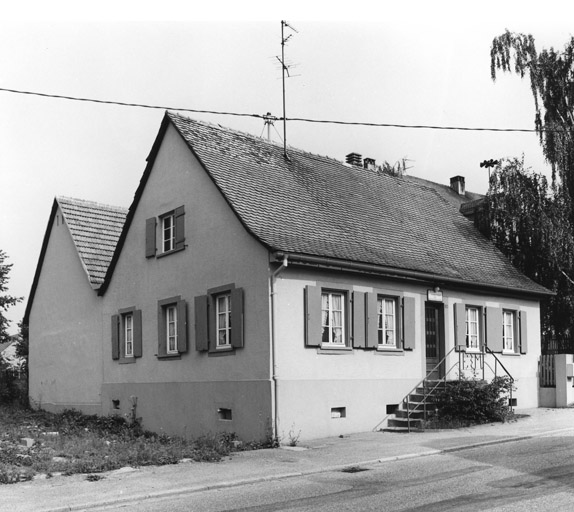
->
xmin=168 ymin=113 xmax=548 ymax=296
xmin=24 ymin=197 xmax=127 ymax=324
xmin=99 ymin=112 xmax=549 ymax=297
xmin=57 ymin=197 xmax=128 ymax=286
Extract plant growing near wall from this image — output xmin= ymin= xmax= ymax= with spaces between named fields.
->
xmin=431 ymin=377 xmax=514 ymax=427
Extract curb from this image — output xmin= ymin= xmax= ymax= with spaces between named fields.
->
xmin=36 ymin=427 xmax=574 ymax=512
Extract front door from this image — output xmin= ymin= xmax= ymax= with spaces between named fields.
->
xmin=425 ymin=302 xmax=445 ymax=379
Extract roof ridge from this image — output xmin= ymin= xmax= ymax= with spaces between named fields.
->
xmin=57 ymin=196 xmax=128 ymax=213
xmin=167 ymin=111 xmax=346 ymax=166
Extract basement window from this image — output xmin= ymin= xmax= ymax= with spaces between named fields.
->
xmin=331 ymin=407 xmax=346 ymax=419
xmin=218 ymin=408 xmax=233 ymax=421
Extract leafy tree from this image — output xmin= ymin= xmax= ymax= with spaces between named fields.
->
xmin=0 ymin=250 xmax=22 ymax=344
xmin=482 ymin=159 xmax=574 ymax=345
xmin=491 ymin=30 xmax=574 ymax=216
xmin=489 ymin=31 xmax=574 ymax=350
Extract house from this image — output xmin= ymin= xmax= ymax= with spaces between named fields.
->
xmin=24 ymin=112 xmax=551 ymax=441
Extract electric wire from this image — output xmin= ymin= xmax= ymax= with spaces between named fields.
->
xmin=0 ymin=85 xmax=565 ymax=134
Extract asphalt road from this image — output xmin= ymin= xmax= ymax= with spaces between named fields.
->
xmin=94 ymin=432 xmax=574 ymax=511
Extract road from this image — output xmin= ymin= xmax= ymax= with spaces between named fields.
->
xmin=96 ymin=433 xmax=574 ymax=511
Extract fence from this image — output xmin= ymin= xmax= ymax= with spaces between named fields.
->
xmin=542 ymin=334 xmax=574 ymax=355
xmin=539 ymin=354 xmax=556 ymax=388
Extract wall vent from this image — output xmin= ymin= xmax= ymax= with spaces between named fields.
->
xmin=218 ymin=408 xmax=233 ymax=421
xmin=331 ymin=407 xmax=347 ymax=419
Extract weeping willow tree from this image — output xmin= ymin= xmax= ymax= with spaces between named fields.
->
xmin=489 ymin=32 xmax=574 ymax=350
xmin=483 ymin=159 xmax=574 ymax=347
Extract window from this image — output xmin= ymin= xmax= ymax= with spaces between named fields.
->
xmin=195 ymin=285 xmax=244 ymax=353
xmin=124 ymin=313 xmax=134 ymax=358
xmin=377 ymin=297 xmax=397 ymax=347
xmin=466 ymin=306 xmax=480 ymax=350
xmin=165 ymin=305 xmax=178 ymax=354
xmin=146 ymin=206 xmax=185 ymax=258
xmin=216 ymin=293 xmax=232 ymax=349
xmin=162 ymin=214 xmax=175 ymax=253
xmin=111 ymin=308 xmax=142 ymax=361
xmin=503 ymin=310 xmax=516 ymax=352
xmin=321 ymin=291 xmax=346 ymax=346
xmin=157 ymin=297 xmax=188 ymax=358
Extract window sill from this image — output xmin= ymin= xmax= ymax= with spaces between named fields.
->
xmin=501 ymin=351 xmax=521 ymax=356
xmin=156 ymin=247 xmax=185 ymax=259
xmin=119 ymin=357 xmax=136 ymax=364
xmin=317 ymin=346 xmax=353 ymax=355
xmin=156 ymin=353 xmax=182 ymax=360
xmin=374 ymin=347 xmax=404 ymax=356
xmin=208 ymin=348 xmax=236 ymax=357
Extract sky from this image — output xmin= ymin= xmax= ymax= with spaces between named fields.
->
xmin=1 ymin=1 xmax=573 ymax=334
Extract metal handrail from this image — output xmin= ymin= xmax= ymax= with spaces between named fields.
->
xmin=372 ymin=347 xmax=456 ymax=432
xmin=373 ymin=346 xmax=516 ymax=432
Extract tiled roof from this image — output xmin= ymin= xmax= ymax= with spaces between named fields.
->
xmin=168 ymin=112 xmax=548 ymax=295
xmin=58 ymin=197 xmax=127 ymax=287
xmin=403 ymin=175 xmax=484 ymax=207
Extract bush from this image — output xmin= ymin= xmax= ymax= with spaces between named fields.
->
xmin=432 ymin=376 xmax=514 ymax=426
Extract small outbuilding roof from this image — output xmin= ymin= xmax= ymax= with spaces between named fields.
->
xmin=57 ymin=197 xmax=127 ymax=286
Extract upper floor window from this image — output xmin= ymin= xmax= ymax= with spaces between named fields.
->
xmin=321 ymin=291 xmax=346 ymax=347
xmin=146 ymin=206 xmax=185 ymax=258
xmin=162 ymin=214 xmax=175 ymax=253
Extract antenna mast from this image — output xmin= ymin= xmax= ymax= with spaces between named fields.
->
xmin=279 ymin=20 xmax=297 ymax=160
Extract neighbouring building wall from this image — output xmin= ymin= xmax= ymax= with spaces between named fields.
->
xmin=101 ymin=124 xmax=272 ymax=441
xmin=273 ymin=268 xmax=542 ymax=441
xmin=28 ymin=207 xmax=103 ymax=414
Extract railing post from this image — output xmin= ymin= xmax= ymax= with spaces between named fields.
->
xmin=406 ymin=395 xmax=410 ymax=433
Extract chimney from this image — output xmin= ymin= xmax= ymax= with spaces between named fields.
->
xmin=450 ymin=175 xmax=466 ymax=196
xmin=363 ymin=157 xmax=376 ymax=171
xmin=345 ymin=152 xmax=362 ymax=167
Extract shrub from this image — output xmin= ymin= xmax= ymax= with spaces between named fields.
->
xmin=432 ymin=376 xmax=514 ymax=426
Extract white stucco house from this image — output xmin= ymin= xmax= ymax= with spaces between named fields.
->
xmin=24 ymin=112 xmax=551 ymax=441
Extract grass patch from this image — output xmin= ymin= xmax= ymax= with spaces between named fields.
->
xmin=0 ymin=404 xmax=260 ymax=484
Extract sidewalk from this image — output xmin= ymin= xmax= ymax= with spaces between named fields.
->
xmin=3 ymin=407 xmax=574 ymax=512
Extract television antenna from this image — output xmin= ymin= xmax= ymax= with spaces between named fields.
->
xmin=277 ymin=20 xmax=298 ymax=160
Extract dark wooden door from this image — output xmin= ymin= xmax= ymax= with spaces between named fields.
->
xmin=425 ymin=303 xmax=444 ymax=379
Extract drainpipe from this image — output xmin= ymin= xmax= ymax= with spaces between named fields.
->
xmin=270 ymin=254 xmax=288 ymax=441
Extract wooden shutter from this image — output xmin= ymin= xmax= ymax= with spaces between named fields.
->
xmin=402 ymin=297 xmax=416 ymax=350
xmin=304 ymin=285 xmax=322 ymax=347
xmin=194 ymin=295 xmax=209 ymax=351
xmin=133 ymin=309 xmax=143 ymax=358
xmin=174 ymin=206 xmax=185 ymax=251
xmin=157 ymin=304 xmax=166 ymax=356
xmin=454 ymin=303 xmax=466 ymax=351
xmin=352 ymin=292 xmax=366 ymax=348
xmin=145 ymin=217 xmax=156 ymax=258
xmin=177 ymin=299 xmax=188 ymax=353
xmin=365 ymin=292 xmax=378 ymax=348
xmin=519 ymin=310 xmax=528 ymax=354
xmin=230 ymin=288 xmax=244 ymax=349
xmin=111 ymin=315 xmax=120 ymax=360
xmin=486 ymin=307 xmax=503 ymax=352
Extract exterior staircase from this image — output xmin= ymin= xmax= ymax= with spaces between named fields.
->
xmin=384 ymin=380 xmax=444 ymax=432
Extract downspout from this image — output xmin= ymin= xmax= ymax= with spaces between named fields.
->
xmin=270 ymin=254 xmax=288 ymax=441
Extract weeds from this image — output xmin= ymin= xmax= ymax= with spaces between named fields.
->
xmin=0 ymin=404 xmax=262 ymax=484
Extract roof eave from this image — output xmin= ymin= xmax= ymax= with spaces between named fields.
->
xmin=272 ymin=251 xmax=554 ymax=300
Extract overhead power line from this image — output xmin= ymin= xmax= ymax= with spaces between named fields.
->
xmin=0 ymin=85 xmax=557 ymax=133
